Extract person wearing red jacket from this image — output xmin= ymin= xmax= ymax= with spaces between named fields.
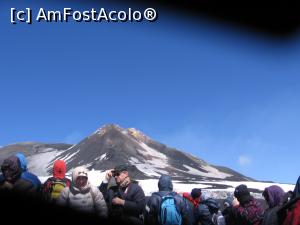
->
xmin=279 ymin=176 xmax=300 ymax=225
xmin=182 ymin=188 xmax=202 ymax=209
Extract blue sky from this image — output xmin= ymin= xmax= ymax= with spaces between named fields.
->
xmin=1 ymin=0 xmax=300 ymax=184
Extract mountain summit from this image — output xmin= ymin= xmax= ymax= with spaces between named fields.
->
xmin=0 ymin=124 xmax=252 ymax=182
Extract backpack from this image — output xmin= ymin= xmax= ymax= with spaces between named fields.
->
xmin=236 ymin=199 xmax=264 ymax=225
xmin=158 ymin=193 xmax=182 ymax=225
xmin=44 ymin=177 xmax=71 ymax=201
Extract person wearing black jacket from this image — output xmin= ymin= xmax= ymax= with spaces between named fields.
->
xmin=144 ymin=174 xmax=192 ymax=225
xmin=99 ymin=164 xmax=146 ymax=225
xmin=196 ymin=196 xmax=220 ymax=225
xmin=0 ymin=155 xmax=38 ymax=194
xmin=222 ymin=196 xmax=237 ymax=225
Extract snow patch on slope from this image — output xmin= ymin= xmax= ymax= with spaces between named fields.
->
xmin=128 ymin=142 xmax=171 ymax=177
xmin=95 ymin=153 xmax=107 ymax=161
xmin=38 ymin=170 xmax=296 ymax=198
xmin=137 ymin=142 xmax=167 ymax=162
xmin=129 ymin=157 xmax=167 ymax=177
xmin=27 ymin=150 xmax=61 ymax=176
xmin=203 ymin=181 xmax=295 ymax=193
xmin=140 ymin=179 xmax=213 ymax=196
xmin=58 ymin=149 xmax=80 ymax=163
xmin=181 ymin=164 xmax=232 ymax=179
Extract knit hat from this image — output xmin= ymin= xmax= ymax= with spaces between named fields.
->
xmin=234 ymin=184 xmax=250 ymax=198
xmin=191 ymin=188 xmax=202 ymax=199
xmin=53 ymin=160 xmax=67 ymax=179
xmin=234 ymin=184 xmax=252 ymax=205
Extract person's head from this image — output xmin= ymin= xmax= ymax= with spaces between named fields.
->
xmin=158 ymin=175 xmax=173 ymax=191
xmin=223 ymin=195 xmax=234 ymax=208
xmin=191 ymin=188 xmax=202 ymax=199
xmin=72 ymin=166 xmax=89 ymax=190
xmin=1 ymin=156 xmax=22 ymax=182
xmin=205 ymin=198 xmax=220 ymax=214
xmin=15 ymin=152 xmax=27 ymax=172
xmin=234 ymin=184 xmax=252 ymax=205
xmin=113 ymin=164 xmax=129 ymax=184
xmin=262 ymin=185 xmax=285 ymax=208
xmin=53 ymin=160 xmax=67 ymax=179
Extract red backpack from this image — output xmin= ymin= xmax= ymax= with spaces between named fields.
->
xmin=283 ymin=198 xmax=300 ymax=225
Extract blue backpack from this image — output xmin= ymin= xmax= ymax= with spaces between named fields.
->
xmin=158 ymin=194 xmax=182 ymax=225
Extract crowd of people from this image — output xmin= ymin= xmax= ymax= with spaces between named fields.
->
xmin=0 ymin=153 xmax=299 ymax=225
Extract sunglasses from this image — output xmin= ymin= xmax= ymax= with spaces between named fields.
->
xmin=112 ymin=171 xmax=121 ymax=177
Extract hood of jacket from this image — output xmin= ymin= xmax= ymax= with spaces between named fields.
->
xmin=15 ymin=152 xmax=27 ymax=172
xmin=71 ymin=166 xmax=90 ymax=191
xmin=158 ymin=175 xmax=173 ymax=191
xmin=53 ymin=160 xmax=67 ymax=179
xmin=263 ymin=185 xmax=285 ymax=208
xmin=1 ymin=156 xmax=22 ymax=182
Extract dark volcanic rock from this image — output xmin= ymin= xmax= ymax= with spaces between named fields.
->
xmin=0 ymin=124 xmax=254 ymax=182
xmin=0 ymin=142 xmax=72 ymax=165
xmin=49 ymin=125 xmax=253 ymax=182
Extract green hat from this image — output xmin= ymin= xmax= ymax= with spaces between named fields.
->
xmin=114 ymin=164 xmax=128 ymax=173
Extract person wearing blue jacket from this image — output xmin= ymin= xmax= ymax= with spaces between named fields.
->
xmin=15 ymin=152 xmax=41 ymax=192
xmin=144 ymin=175 xmax=192 ymax=225
xmin=0 ymin=155 xmax=37 ymax=194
